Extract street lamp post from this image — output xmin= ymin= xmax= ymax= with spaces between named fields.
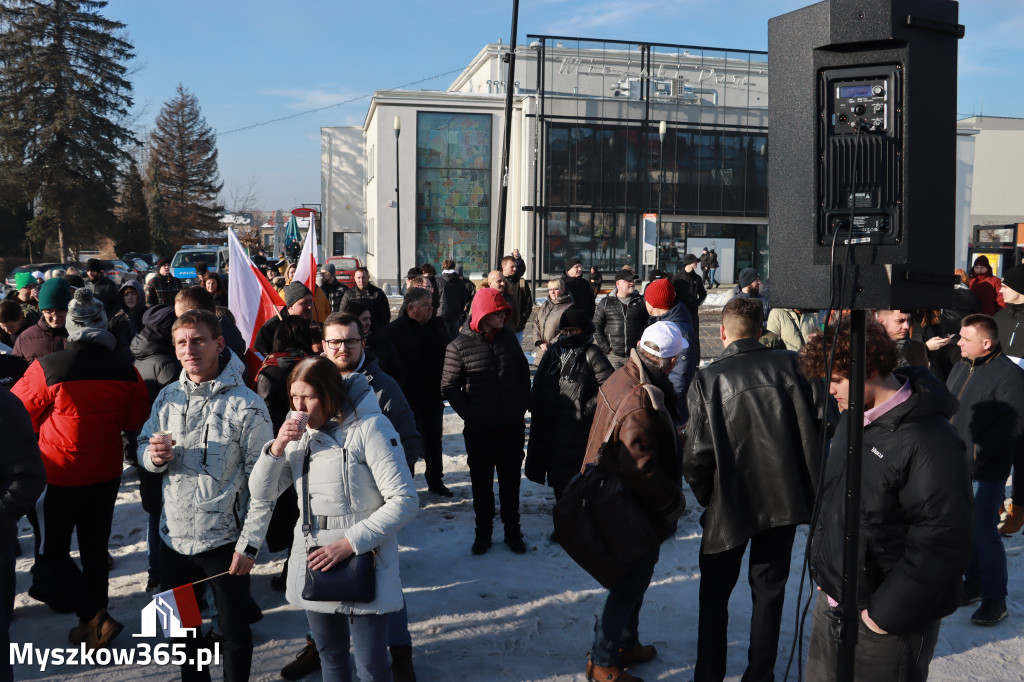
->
xmin=658 ymin=120 xmax=667 ymax=272
xmin=394 ymin=116 xmax=402 ymax=292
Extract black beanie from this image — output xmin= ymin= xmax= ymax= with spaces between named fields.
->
xmin=558 ymin=305 xmax=590 ymax=330
xmin=1003 ymin=264 xmax=1024 ymax=295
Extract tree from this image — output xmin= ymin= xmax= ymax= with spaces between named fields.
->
xmin=114 ymin=159 xmax=149 ymax=253
xmin=0 ymin=0 xmax=136 ymax=261
xmin=148 ymin=84 xmax=223 ymax=244
xmin=226 ymin=174 xmax=262 ymax=250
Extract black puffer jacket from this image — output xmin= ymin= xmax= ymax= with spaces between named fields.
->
xmin=131 ymin=305 xmax=181 ymax=405
xmin=441 ymin=289 xmax=530 ymax=431
xmin=437 ymin=271 xmax=474 ymax=335
xmin=592 ymin=292 xmax=648 ymax=359
xmin=810 ymin=366 xmax=973 ymax=635
xmin=683 ymin=339 xmax=828 ymax=554
xmin=563 ymin=273 xmax=595 ymax=319
xmin=382 ymin=311 xmax=450 ymax=414
xmin=525 ymin=331 xmax=613 ymax=490
xmin=993 ymin=302 xmax=1024 ymax=360
xmin=255 ymin=350 xmax=308 ymax=432
xmin=946 ymin=345 xmax=1024 ymax=481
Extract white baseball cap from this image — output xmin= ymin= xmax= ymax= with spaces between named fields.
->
xmin=639 ymin=321 xmax=687 ymax=358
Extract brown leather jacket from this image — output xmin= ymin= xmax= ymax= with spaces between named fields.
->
xmin=582 ymin=350 xmax=686 ymax=538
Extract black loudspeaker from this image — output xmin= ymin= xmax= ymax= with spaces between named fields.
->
xmin=768 ymin=0 xmax=963 ymax=310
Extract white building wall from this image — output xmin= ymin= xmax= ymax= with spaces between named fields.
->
xmin=321 ymin=126 xmax=365 ymax=259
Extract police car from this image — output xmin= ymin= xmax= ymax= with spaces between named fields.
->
xmin=170 ymin=244 xmax=229 ymax=285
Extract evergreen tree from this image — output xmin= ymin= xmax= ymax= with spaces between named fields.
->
xmin=148 ymin=84 xmax=223 ymax=244
xmin=0 ymin=0 xmax=136 ymax=261
xmin=146 ymin=163 xmax=170 ymax=256
xmin=114 ymin=159 xmax=149 ymax=253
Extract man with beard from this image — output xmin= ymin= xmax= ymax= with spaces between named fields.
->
xmin=728 ymin=268 xmax=769 ymax=328
xmin=84 ymin=259 xmax=120 ymax=319
xmin=383 ymin=288 xmax=453 ymax=497
xmin=876 ymin=309 xmax=929 ymax=368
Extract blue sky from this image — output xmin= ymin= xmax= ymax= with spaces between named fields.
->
xmin=103 ymin=0 xmax=1022 ymax=211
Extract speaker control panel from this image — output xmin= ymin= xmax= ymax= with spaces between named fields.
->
xmin=830 ymin=78 xmax=890 ymax=134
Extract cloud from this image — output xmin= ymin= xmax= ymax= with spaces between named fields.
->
xmin=261 ymin=87 xmax=366 ymax=111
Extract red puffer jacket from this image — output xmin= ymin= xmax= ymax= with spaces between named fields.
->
xmin=13 ymin=340 xmax=150 ymax=486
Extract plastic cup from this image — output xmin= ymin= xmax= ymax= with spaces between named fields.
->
xmin=289 ymin=411 xmax=310 ymax=430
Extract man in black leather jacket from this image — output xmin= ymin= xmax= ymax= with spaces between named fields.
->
xmin=801 ymin=319 xmax=972 ymax=681
xmin=683 ymin=298 xmax=827 ymax=682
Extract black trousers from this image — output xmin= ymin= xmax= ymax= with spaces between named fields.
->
xmin=36 ymin=477 xmax=120 ymax=620
xmin=415 ymin=401 xmax=445 ymax=485
xmin=695 ymin=524 xmax=797 ymax=682
xmin=463 ymin=425 xmax=525 ymax=530
xmin=161 ymin=542 xmax=252 ymax=682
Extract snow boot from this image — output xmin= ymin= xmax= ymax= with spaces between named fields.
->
xmin=69 ymin=609 xmax=124 ymax=649
xmin=389 ymin=644 xmax=417 ymax=682
xmin=586 ymin=659 xmax=643 ymax=682
xmin=281 ymin=636 xmax=321 ymax=680
xmin=472 ymin=526 xmax=492 ymax=555
xmin=503 ymin=527 xmax=527 ymax=554
xmin=619 ymin=644 xmax=657 ymax=667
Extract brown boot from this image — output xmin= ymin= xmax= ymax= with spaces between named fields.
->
xmin=69 ymin=609 xmax=124 ymax=649
xmin=619 ymin=644 xmax=657 ymax=667
xmin=389 ymin=644 xmax=417 ymax=682
xmin=586 ymin=659 xmax=644 ymax=682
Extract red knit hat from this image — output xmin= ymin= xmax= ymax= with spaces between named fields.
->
xmin=644 ymin=277 xmax=676 ymax=309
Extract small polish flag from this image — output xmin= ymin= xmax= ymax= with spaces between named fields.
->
xmin=227 ymin=228 xmax=285 ymax=350
xmin=152 ymin=584 xmax=202 ymax=637
xmin=291 ymin=219 xmax=319 ymax=295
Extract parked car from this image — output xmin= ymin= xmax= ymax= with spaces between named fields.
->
xmin=171 ymin=244 xmax=229 ymax=285
xmin=92 ymin=259 xmax=137 ymax=286
xmin=325 ymin=255 xmax=362 ymax=288
xmin=122 ymin=252 xmax=160 ymax=268
xmin=4 ymin=262 xmax=74 ymax=292
xmin=127 ymin=257 xmax=152 ymax=278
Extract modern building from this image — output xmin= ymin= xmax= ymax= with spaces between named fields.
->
xmin=323 ymin=37 xmax=987 ymax=287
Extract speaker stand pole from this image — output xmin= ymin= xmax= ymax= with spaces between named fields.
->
xmin=835 ymin=308 xmax=867 ymax=682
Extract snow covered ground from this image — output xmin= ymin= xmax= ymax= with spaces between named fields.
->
xmin=11 ymin=406 xmax=1024 ymax=681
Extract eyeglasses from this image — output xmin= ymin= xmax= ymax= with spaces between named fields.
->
xmin=323 ymin=338 xmax=363 ymax=350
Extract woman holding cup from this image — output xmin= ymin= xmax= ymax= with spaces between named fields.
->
xmin=249 ymin=356 xmax=418 ymax=682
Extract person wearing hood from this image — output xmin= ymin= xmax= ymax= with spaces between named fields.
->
xmin=441 ymin=288 xmax=531 ymax=555
xmin=644 ymin=278 xmax=699 ymax=422
xmin=529 ymin=278 xmax=575 ymax=363
xmin=525 ymin=305 xmax=613 ymax=506
xmin=968 ymin=255 xmax=1004 ymax=316
xmin=109 ymin=280 xmax=146 ymax=361
xmin=13 ymin=277 xmax=71 ymax=365
xmin=129 ymin=304 xmax=181 ymax=592
xmin=946 ymin=313 xmax=1024 ymax=626
xmin=801 ymin=320 xmax=972 ymax=680
xmin=13 ymin=288 xmax=149 ymax=648
xmin=254 ymin=281 xmax=314 ymax=357
xmin=562 ymin=257 xmax=596 ymax=319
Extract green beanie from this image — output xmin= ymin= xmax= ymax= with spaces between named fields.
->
xmin=15 ymin=272 xmax=35 ymax=290
xmin=37 ymin=277 xmax=72 ymax=311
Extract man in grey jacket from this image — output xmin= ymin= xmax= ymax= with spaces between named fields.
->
xmin=141 ymin=309 xmax=274 ymax=682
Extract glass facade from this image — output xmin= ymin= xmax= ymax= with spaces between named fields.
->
xmin=415 ymin=112 xmax=492 ymax=274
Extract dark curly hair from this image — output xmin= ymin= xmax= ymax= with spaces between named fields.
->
xmin=800 ymin=318 xmax=899 ymax=380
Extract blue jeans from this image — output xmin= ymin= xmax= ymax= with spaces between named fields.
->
xmin=805 ymin=593 xmax=940 ymax=682
xmin=306 ymin=610 xmax=390 ymax=682
xmin=591 ymin=546 xmax=660 ymax=667
xmin=708 ymin=268 xmax=718 ymax=286
xmin=966 ymin=479 xmax=1008 ymax=599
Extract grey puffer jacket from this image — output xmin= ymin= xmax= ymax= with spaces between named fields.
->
xmin=140 ymin=352 xmax=275 ymax=557
xmin=248 ymin=372 xmax=418 ymax=615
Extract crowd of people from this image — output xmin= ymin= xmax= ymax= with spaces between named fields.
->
xmin=1 ymin=246 xmax=1022 ymax=682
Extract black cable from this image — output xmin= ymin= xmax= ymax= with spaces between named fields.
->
xmin=784 ymin=121 xmax=864 ymax=682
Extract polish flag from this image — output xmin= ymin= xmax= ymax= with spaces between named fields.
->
xmin=291 ymin=219 xmax=319 ymax=294
xmin=152 ymin=583 xmax=202 ymax=637
xmin=227 ymin=228 xmax=285 ymax=349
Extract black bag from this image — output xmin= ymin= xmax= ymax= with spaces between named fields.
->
xmin=302 ymin=547 xmax=377 ymax=603
xmin=553 ymin=383 xmax=662 ymax=589
xmin=298 ymin=443 xmax=377 ymax=603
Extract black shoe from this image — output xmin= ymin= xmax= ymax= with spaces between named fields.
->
xmin=247 ymin=600 xmax=263 ymax=624
xmin=427 ymin=481 xmax=454 ymax=498
xmin=145 ymin=575 xmax=160 ymax=592
xmin=971 ymin=599 xmax=1008 ymax=626
xmin=28 ymin=586 xmax=75 ymax=614
xmin=472 ymin=528 xmax=492 ymax=555
xmin=549 ymin=530 xmax=559 ymax=544
xmin=281 ymin=636 xmax=321 ymax=680
xmin=504 ymin=529 xmax=527 ymax=554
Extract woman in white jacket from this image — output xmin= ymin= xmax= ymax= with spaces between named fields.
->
xmin=249 ymin=356 xmax=418 ymax=682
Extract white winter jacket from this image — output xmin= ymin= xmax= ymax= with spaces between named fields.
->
xmin=248 ymin=373 xmax=418 ymax=615
xmin=141 ymin=352 xmax=275 ymax=557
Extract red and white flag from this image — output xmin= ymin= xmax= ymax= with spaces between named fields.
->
xmin=227 ymin=228 xmax=285 ymax=349
xmin=292 ymin=219 xmax=319 ymax=294
xmin=151 ymin=584 xmax=202 ymax=637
